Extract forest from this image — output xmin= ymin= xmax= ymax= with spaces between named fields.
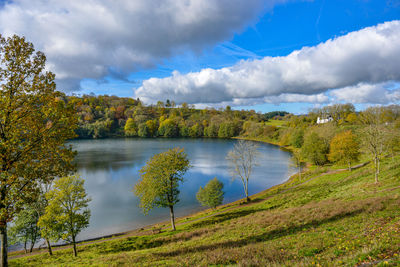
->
xmin=70 ymin=94 xmax=288 ymax=139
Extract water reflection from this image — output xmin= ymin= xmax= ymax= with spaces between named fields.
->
xmin=71 ymin=138 xmax=295 ymax=240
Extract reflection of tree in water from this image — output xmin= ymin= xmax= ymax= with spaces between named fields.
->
xmin=74 ymin=147 xmax=147 ymax=172
xmin=68 ymin=138 xmax=294 ymax=241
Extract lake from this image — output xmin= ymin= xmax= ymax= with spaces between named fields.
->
xmin=72 ymin=138 xmax=295 ymax=240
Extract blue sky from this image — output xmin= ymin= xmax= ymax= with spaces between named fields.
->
xmin=83 ymin=0 xmax=400 ymax=113
xmin=1 ymin=0 xmax=400 ymax=113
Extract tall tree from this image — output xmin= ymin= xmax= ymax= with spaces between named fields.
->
xmin=0 ymin=35 xmax=77 ymax=266
xmin=38 ymin=175 xmax=91 ymax=257
xmin=329 ymin=130 xmax=360 ymax=171
xmin=134 ymin=148 xmax=190 ymax=230
xmin=226 ymin=140 xmax=259 ymax=202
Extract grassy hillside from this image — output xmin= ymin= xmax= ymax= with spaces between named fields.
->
xmin=11 ymin=156 xmax=400 ymax=266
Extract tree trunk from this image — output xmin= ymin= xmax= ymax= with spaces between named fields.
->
xmin=72 ymin=235 xmax=77 ymax=257
xmin=45 ymin=238 xmax=53 ymax=256
xmin=0 ymin=224 xmax=8 ymax=267
xmin=169 ymin=205 xmax=176 ymax=231
xmin=24 ymin=240 xmax=27 ymax=254
xmin=245 ymin=182 xmax=250 ymax=202
xmin=377 ymin=157 xmax=380 ymax=174
xmin=299 ymin=166 xmax=302 ymax=180
xmin=374 ymin=156 xmax=379 ymax=183
xmin=29 ymin=242 xmax=34 ymax=253
xmin=348 ymin=161 xmax=351 ymax=171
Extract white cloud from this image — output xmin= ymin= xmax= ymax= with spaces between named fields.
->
xmin=328 ymin=82 xmax=400 ymax=104
xmin=135 ymin=20 xmax=400 ymax=105
xmin=0 ymin=0 xmax=280 ymax=91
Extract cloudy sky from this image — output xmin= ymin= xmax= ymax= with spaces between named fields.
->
xmin=0 ymin=0 xmax=399 ymax=113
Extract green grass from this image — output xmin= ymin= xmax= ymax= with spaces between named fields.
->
xmin=10 ymin=156 xmax=400 ymax=266
xmin=265 ymin=119 xmax=287 ymax=127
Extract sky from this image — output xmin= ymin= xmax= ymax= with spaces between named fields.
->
xmin=0 ymin=0 xmax=400 ymax=113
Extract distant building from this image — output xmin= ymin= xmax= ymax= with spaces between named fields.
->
xmin=317 ymin=116 xmax=333 ymax=124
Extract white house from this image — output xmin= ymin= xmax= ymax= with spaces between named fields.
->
xmin=316 ymin=116 xmax=333 ymax=124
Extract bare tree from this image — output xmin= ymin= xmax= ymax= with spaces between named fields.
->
xmin=291 ymin=150 xmax=303 ymax=180
xmin=360 ymin=107 xmax=390 ymax=183
xmin=226 ymin=140 xmax=259 ymax=202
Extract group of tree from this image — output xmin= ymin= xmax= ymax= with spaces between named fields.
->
xmin=246 ymin=103 xmax=400 ymax=183
xmin=134 ymin=139 xmax=260 ymax=230
xmin=70 ymin=93 xmax=288 ymax=139
xmin=9 ymin=176 xmax=91 ymax=257
xmin=0 ymin=35 xmax=91 ymax=266
xmin=2 ymin=32 xmax=400 ymax=266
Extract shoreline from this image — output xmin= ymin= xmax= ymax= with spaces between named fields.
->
xmin=10 ymin=136 xmax=298 ymax=258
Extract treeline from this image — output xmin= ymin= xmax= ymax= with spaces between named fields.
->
xmin=69 ymin=94 xmax=289 ymax=139
xmin=241 ymin=103 xmax=400 ymax=182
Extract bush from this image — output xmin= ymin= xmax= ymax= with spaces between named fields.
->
xmin=196 ymin=177 xmax=224 ymax=209
xmin=301 ymin=132 xmax=328 ymax=166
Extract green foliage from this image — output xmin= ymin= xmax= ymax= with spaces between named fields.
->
xmin=179 ymin=124 xmax=190 ymax=137
xmin=301 ymin=132 xmax=328 ymax=166
xmin=189 ymin=123 xmax=202 ymax=137
xmin=262 ymin=111 xmax=289 ymax=120
xmin=8 ymin=205 xmax=40 ymax=253
xmin=290 ymin=128 xmax=304 ymax=148
xmin=138 ymin=123 xmax=149 ymax=137
xmin=134 ymin=148 xmax=190 ymax=213
xmin=0 ymin=34 xmax=77 ymax=265
xmin=124 ymin=118 xmax=138 ymax=137
xmin=196 ymin=177 xmax=224 ymax=209
xmin=218 ymin=122 xmax=237 ymax=138
xmin=158 ymin=119 xmax=178 ymax=137
xmin=134 ymin=148 xmax=190 ymax=230
xmin=145 ymin=120 xmax=158 ymax=137
xmin=205 ymin=123 xmax=219 ymax=137
xmin=38 ymin=175 xmax=91 ymax=256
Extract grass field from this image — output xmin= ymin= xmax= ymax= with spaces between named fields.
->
xmin=10 ymin=155 xmax=400 ymax=266
xmin=265 ymin=119 xmax=287 ymax=127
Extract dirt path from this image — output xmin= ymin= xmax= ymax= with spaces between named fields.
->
xmin=10 ymin=162 xmax=369 ymax=260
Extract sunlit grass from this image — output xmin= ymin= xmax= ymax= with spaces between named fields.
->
xmin=265 ymin=119 xmax=287 ymax=127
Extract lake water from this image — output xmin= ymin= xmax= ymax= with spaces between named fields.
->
xmin=72 ymin=138 xmax=295 ymax=241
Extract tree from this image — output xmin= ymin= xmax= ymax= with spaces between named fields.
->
xmin=226 ymin=140 xmax=259 ymax=202
xmin=145 ymin=120 xmax=158 ymax=137
xmin=196 ymin=178 xmax=224 ymax=209
xmin=38 ymin=175 xmax=91 ymax=257
xmin=138 ymin=122 xmax=149 ymax=137
xmin=134 ymin=148 xmax=190 ymax=230
xmin=290 ymin=128 xmax=304 ymax=148
xmin=291 ymin=150 xmax=304 ymax=180
xmin=35 ymin=181 xmax=57 ymax=256
xmin=329 ymin=131 xmax=360 ymax=170
xmin=360 ymin=107 xmax=390 ymax=183
xmin=0 ymin=35 xmax=77 ymax=266
xmin=158 ymin=119 xmax=178 ymax=137
xmin=124 ymin=118 xmax=138 ymax=136
xmin=8 ymin=205 xmax=40 ymax=254
xmin=301 ymin=132 xmax=328 ymax=166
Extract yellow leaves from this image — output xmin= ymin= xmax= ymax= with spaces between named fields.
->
xmin=328 ymin=130 xmax=360 ymax=166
